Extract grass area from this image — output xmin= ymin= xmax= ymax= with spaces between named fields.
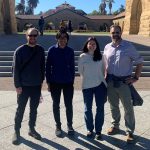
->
xmin=72 ymin=32 xmax=109 ymax=35
xmin=18 ymin=31 xmax=109 ymax=35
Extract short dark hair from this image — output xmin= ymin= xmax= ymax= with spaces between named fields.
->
xmin=82 ymin=37 xmax=102 ymax=61
xmin=56 ymin=30 xmax=69 ymax=41
xmin=110 ymin=25 xmax=122 ymax=32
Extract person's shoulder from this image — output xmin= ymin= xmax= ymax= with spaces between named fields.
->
xmin=36 ymin=44 xmax=44 ymax=50
xmin=121 ymin=40 xmax=130 ymax=45
xmin=105 ymin=42 xmax=112 ymax=48
xmin=15 ymin=44 xmax=27 ymax=53
xmin=79 ymin=52 xmax=87 ymax=58
xmin=18 ymin=44 xmax=27 ymax=49
xmin=121 ymin=40 xmax=135 ymax=48
xmin=48 ymin=45 xmax=56 ymax=53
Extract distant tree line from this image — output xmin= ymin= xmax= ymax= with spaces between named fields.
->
xmin=15 ymin=0 xmax=125 ymax=16
xmin=88 ymin=0 xmax=125 ymax=16
xmin=15 ymin=0 xmax=39 ymax=15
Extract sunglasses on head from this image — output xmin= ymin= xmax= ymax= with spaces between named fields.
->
xmin=28 ymin=34 xmax=38 ymax=37
xmin=111 ymin=32 xmax=120 ymax=34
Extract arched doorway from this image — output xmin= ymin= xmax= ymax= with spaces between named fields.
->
xmin=130 ymin=0 xmax=142 ymax=34
xmin=124 ymin=0 xmax=150 ymax=36
xmin=78 ymin=22 xmax=88 ymax=30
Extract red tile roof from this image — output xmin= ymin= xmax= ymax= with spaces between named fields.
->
xmin=113 ymin=12 xmax=125 ymax=19
xmin=86 ymin=15 xmax=115 ymax=20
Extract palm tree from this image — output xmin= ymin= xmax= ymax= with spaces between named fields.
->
xmin=15 ymin=3 xmax=25 ymax=15
xmin=25 ymin=6 xmax=33 ymax=15
xmin=20 ymin=0 xmax=25 ymax=14
xmin=107 ymin=0 xmax=114 ymax=15
xmin=20 ymin=0 xmax=25 ymax=5
xmin=119 ymin=5 xmax=125 ymax=13
xmin=99 ymin=0 xmax=107 ymax=15
xmin=27 ymin=0 xmax=39 ymax=14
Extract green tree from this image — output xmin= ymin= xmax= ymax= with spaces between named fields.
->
xmin=25 ymin=6 xmax=33 ymax=15
xmin=20 ymin=0 xmax=25 ymax=5
xmin=112 ymin=4 xmax=125 ymax=15
xmin=119 ymin=4 xmax=125 ymax=13
xmin=100 ymin=0 xmax=107 ymax=15
xmin=38 ymin=11 xmax=43 ymax=15
xmin=27 ymin=0 xmax=39 ymax=14
xmin=107 ymin=0 xmax=114 ymax=15
xmin=20 ymin=0 xmax=25 ymax=14
xmin=88 ymin=10 xmax=101 ymax=15
xmin=15 ymin=3 xmax=25 ymax=15
xmin=113 ymin=10 xmax=119 ymax=15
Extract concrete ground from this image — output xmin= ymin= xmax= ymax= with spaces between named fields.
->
xmin=0 ymin=77 xmax=150 ymax=91
xmin=0 ymin=90 xmax=150 ymax=150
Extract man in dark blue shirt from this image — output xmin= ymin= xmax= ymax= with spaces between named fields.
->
xmin=46 ymin=31 xmax=75 ymax=137
xmin=12 ymin=28 xmax=45 ymax=145
xmin=38 ymin=16 xmax=45 ymax=36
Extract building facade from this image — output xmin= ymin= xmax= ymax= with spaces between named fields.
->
xmin=16 ymin=3 xmax=114 ymax=32
xmin=124 ymin=0 xmax=150 ymax=36
xmin=0 ymin=1 xmax=149 ymax=36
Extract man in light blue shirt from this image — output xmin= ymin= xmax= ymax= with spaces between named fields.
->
xmin=103 ymin=25 xmax=143 ymax=143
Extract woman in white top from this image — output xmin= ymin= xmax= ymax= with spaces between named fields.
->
xmin=78 ymin=37 xmax=107 ymax=140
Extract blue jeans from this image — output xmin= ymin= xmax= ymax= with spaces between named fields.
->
xmin=82 ymin=82 xmax=107 ymax=134
xmin=50 ymin=83 xmax=74 ymax=128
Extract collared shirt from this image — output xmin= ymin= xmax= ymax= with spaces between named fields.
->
xmin=103 ymin=40 xmax=143 ymax=76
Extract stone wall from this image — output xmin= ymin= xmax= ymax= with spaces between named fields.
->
xmin=16 ymin=9 xmax=113 ymax=32
xmin=0 ymin=0 xmax=4 ymax=34
xmin=123 ymin=0 xmax=150 ymax=36
xmin=0 ymin=0 xmax=17 ymax=34
xmin=9 ymin=0 xmax=17 ymax=34
xmin=44 ymin=9 xmax=94 ymax=30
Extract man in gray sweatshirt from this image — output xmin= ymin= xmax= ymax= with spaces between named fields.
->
xmin=12 ymin=28 xmax=45 ymax=145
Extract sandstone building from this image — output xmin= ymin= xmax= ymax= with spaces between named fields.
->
xmin=0 ymin=0 xmax=149 ymax=36
xmin=0 ymin=0 xmax=17 ymax=34
xmin=16 ymin=2 xmax=114 ymax=32
xmin=123 ymin=0 xmax=150 ymax=36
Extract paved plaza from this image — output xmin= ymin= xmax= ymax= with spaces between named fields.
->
xmin=0 ymin=33 xmax=150 ymax=149
xmin=0 ymin=90 xmax=150 ymax=150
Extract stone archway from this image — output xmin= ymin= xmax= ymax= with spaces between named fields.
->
xmin=130 ymin=0 xmax=142 ymax=34
xmin=0 ymin=0 xmax=17 ymax=34
xmin=124 ymin=0 xmax=150 ymax=36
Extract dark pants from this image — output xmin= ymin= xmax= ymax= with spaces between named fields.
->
xmin=50 ymin=83 xmax=74 ymax=128
xmin=14 ymin=86 xmax=41 ymax=131
xmin=82 ymin=82 xmax=107 ymax=133
xmin=39 ymin=26 xmax=44 ymax=35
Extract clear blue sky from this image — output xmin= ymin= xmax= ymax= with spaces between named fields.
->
xmin=15 ymin=0 xmax=125 ymax=14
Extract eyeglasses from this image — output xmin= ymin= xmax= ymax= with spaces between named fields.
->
xmin=111 ymin=32 xmax=120 ymax=34
xmin=28 ymin=34 xmax=38 ymax=37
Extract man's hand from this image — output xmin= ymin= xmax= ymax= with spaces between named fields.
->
xmin=16 ymin=87 xmax=22 ymax=94
xmin=125 ymin=77 xmax=138 ymax=85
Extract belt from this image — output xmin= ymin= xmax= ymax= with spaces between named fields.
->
xmin=107 ymin=74 xmax=131 ymax=82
